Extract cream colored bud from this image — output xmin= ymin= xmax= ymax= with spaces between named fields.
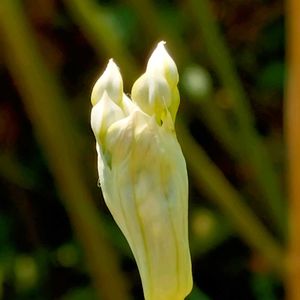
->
xmin=131 ymin=72 xmax=171 ymax=121
xmin=91 ymin=91 xmax=124 ymax=142
xmin=91 ymin=41 xmax=192 ymax=300
xmin=146 ymin=41 xmax=179 ymax=87
xmin=91 ymin=59 xmax=123 ymax=106
xmin=98 ymin=109 xmax=192 ymax=300
xmin=132 ymin=41 xmax=180 ymax=122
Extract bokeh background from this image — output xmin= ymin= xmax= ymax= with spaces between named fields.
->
xmin=0 ymin=0 xmax=288 ymax=299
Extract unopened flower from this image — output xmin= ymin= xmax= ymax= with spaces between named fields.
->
xmin=91 ymin=42 xmax=193 ymax=300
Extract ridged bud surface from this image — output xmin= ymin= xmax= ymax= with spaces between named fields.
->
xmin=91 ymin=42 xmax=193 ymax=300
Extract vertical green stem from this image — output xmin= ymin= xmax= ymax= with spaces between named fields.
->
xmin=0 ymin=1 xmax=130 ymax=299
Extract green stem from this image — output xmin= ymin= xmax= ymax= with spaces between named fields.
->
xmin=186 ymin=0 xmax=285 ymax=237
xmin=0 ymin=1 xmax=130 ymax=299
xmin=177 ymin=120 xmax=284 ymax=274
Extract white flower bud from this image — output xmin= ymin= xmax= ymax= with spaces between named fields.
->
xmin=91 ymin=41 xmax=193 ymax=300
xmin=91 ymin=59 xmax=123 ymax=106
xmin=146 ymin=41 xmax=179 ymax=87
xmin=131 ymin=72 xmax=171 ymax=121
xmin=99 ymin=109 xmax=192 ymax=300
xmin=132 ymin=41 xmax=180 ymax=122
xmin=90 ymin=91 xmax=124 ymax=142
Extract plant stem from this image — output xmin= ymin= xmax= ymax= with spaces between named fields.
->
xmin=177 ymin=120 xmax=284 ymax=274
xmin=285 ymin=0 xmax=300 ymax=298
xmin=186 ymin=0 xmax=285 ymax=237
xmin=0 ymin=1 xmax=130 ymax=299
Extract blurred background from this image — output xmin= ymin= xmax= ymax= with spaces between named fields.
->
xmin=0 ymin=0 xmax=288 ymax=299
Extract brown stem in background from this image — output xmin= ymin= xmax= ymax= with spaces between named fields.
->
xmin=286 ymin=0 xmax=300 ymax=298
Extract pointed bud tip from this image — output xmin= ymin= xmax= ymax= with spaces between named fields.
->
xmin=106 ymin=58 xmax=119 ymax=72
xmin=91 ymin=59 xmax=123 ymax=106
xmin=150 ymin=41 xmax=168 ymax=61
xmin=147 ymin=41 xmax=179 ymax=87
xmin=157 ymin=40 xmax=166 ymax=47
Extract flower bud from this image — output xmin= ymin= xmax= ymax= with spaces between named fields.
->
xmin=99 ymin=109 xmax=192 ymax=300
xmin=131 ymin=73 xmax=171 ymax=121
xmin=91 ymin=59 xmax=123 ymax=106
xmin=131 ymin=42 xmax=181 ymax=123
xmin=146 ymin=41 xmax=179 ymax=87
xmin=91 ymin=91 xmax=124 ymax=143
xmin=91 ymin=42 xmax=193 ymax=300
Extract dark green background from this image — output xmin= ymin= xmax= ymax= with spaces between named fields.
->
xmin=0 ymin=0 xmax=285 ymax=299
